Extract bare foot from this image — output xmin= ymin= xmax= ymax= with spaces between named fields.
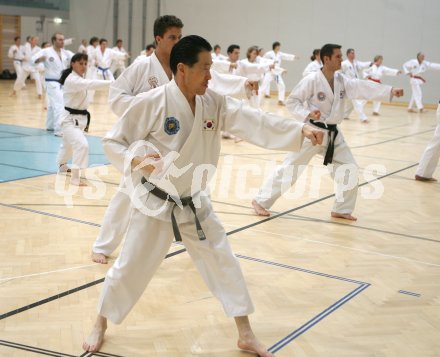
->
xmin=92 ymin=251 xmax=108 ymax=264
xmin=278 ymin=100 xmax=285 ymax=106
xmin=331 ymin=212 xmax=357 ymax=221
xmin=238 ymin=333 xmax=275 ymax=357
xmin=9 ymin=90 xmax=16 ymax=97
xmin=408 ymin=108 xmax=417 ymax=113
xmin=252 ymin=199 xmax=270 ymax=216
xmin=264 ymin=95 xmax=271 ymax=98
xmin=360 ymin=120 xmax=369 ymax=124
xmin=234 ymin=137 xmax=243 ymax=143
xmin=37 ymin=94 xmax=42 ymax=99
xmin=372 ymin=112 xmax=379 ymax=116
xmin=83 ymin=316 xmax=107 ymax=352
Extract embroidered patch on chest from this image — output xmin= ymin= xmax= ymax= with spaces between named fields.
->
xmin=148 ymin=76 xmax=159 ymax=88
xmin=203 ymin=119 xmax=216 ymax=130
xmin=317 ymin=91 xmax=326 ymax=101
xmin=164 ymin=117 xmax=180 ymax=135
xmin=339 ymin=89 xmax=346 ymax=99
xmin=49 ymin=57 xmax=54 ymax=62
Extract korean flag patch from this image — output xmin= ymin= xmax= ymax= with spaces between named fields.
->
xmin=164 ymin=117 xmax=180 ymax=135
xmin=203 ymin=119 xmax=216 ymax=130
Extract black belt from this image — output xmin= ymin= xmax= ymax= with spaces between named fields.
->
xmin=141 ymin=177 xmax=206 ymax=242
xmin=310 ymin=120 xmax=338 ymax=166
xmin=64 ymin=107 xmax=91 ymax=132
xmin=45 ymin=78 xmax=59 ymax=82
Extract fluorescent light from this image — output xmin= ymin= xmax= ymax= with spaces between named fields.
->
xmin=53 ymin=17 xmax=63 ymax=24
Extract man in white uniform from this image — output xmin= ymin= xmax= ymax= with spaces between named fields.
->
xmin=211 ymin=44 xmax=228 ymax=61
xmin=92 ymin=16 xmax=256 ymax=264
xmin=415 ymin=102 xmax=440 ymax=181
xmin=92 ymin=39 xmax=128 ymax=82
xmin=341 ymin=48 xmax=372 ymax=122
xmin=110 ymin=39 xmax=128 ymax=78
xmin=252 ymin=44 xmax=403 ymax=221
xmin=83 ymin=34 xmax=323 ymax=356
xmin=403 ymin=52 xmax=440 ymax=113
xmin=33 ymin=32 xmax=74 ymax=136
xmin=8 ymin=36 xmax=25 ymax=96
xmin=259 ymin=41 xmax=298 ymax=105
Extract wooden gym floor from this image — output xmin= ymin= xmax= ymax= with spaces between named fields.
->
xmin=0 ymin=79 xmax=439 ymax=357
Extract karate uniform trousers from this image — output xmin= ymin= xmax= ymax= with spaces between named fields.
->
xmin=416 ymin=104 xmax=440 ymax=178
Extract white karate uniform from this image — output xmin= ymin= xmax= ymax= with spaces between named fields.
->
xmin=98 ymin=79 xmax=306 ymax=323
xmin=254 ymin=70 xmax=392 ymax=214
xmin=302 ymin=60 xmax=323 ymax=77
xmin=32 ymin=47 xmax=74 ymax=134
xmin=416 ymin=103 xmax=440 ymax=178
xmin=341 ymin=59 xmax=371 ymax=121
xmin=94 ymin=53 xmax=248 ymax=256
xmin=363 ymin=64 xmax=400 ymax=113
xmin=110 ymin=46 xmax=128 ymax=78
xmin=211 ymin=58 xmax=237 ymax=75
xmin=211 ymin=52 xmax=228 ymax=61
xmin=8 ymin=44 xmax=25 ymax=91
xmin=92 ymin=47 xmax=127 ymax=81
xmin=78 ymin=44 xmax=87 ymax=54
xmin=236 ymin=59 xmax=271 ymax=107
xmin=57 ymin=72 xmax=111 ymax=169
xmin=403 ymin=59 xmax=440 ymax=110
xmin=260 ymin=50 xmax=296 ymax=102
xmin=22 ymin=45 xmax=45 ymax=96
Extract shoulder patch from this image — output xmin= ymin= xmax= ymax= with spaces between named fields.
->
xmin=164 ymin=117 xmax=180 ymax=135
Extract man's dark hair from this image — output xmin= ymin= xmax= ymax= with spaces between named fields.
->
xmin=227 ymin=44 xmax=240 ymax=54
xmin=272 ymin=41 xmax=280 ymax=50
xmin=320 ymin=43 xmax=342 ymax=62
xmin=170 ymin=35 xmax=212 ymax=75
xmin=89 ymin=36 xmax=99 ymax=45
xmin=99 ymin=38 xmax=107 ymax=45
xmin=146 ymin=43 xmax=156 ymax=51
xmin=116 ymin=39 xmax=123 ymax=44
xmin=154 ymin=15 xmax=183 ymax=38
xmin=214 ymin=44 xmax=221 ymax=51
xmin=346 ymin=48 xmax=354 ymax=56
xmin=14 ymin=36 xmax=20 ymax=42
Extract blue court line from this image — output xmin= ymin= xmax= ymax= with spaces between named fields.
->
xmin=398 ymin=290 xmax=421 ymax=298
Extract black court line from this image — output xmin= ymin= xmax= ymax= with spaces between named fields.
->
xmin=0 ymin=248 xmax=186 ymax=321
xmin=0 ymin=339 xmax=76 ymax=356
xmin=351 ymin=128 xmax=434 ymax=149
xmin=0 ymin=203 xmax=101 ymax=228
xmin=0 ymin=162 xmax=54 ymax=174
xmin=226 ymin=163 xmax=419 ymax=236
xmin=0 ymin=162 xmax=418 ymax=322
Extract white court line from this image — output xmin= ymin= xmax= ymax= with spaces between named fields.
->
xmin=0 ymin=242 xmax=183 ymax=284
xmin=223 ymin=223 xmax=440 ymax=268
xmin=0 ymin=263 xmax=100 ymax=284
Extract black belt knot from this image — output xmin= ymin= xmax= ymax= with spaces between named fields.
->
xmin=310 ymin=120 xmax=338 ymax=166
xmin=64 ymin=107 xmax=91 ymax=132
xmin=141 ymin=177 xmax=206 ymax=242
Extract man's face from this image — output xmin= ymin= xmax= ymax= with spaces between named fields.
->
xmin=325 ymin=48 xmax=343 ymax=71
xmin=417 ymin=53 xmax=425 ymax=62
xmin=274 ymin=45 xmax=280 ymax=53
xmin=182 ymin=50 xmax=212 ymax=95
xmin=15 ymin=37 xmax=21 ymax=46
xmin=347 ymin=50 xmax=355 ymax=61
xmin=249 ymin=50 xmax=258 ymax=62
xmin=228 ymin=48 xmax=240 ymax=63
xmin=215 ymin=47 xmax=221 ymax=55
xmin=117 ymin=42 xmax=123 ymax=49
xmin=100 ymin=41 xmax=108 ymax=51
xmin=31 ymin=37 xmax=39 ymax=47
xmin=53 ymin=34 xmax=64 ymax=49
xmin=156 ymin=26 xmax=183 ymax=55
